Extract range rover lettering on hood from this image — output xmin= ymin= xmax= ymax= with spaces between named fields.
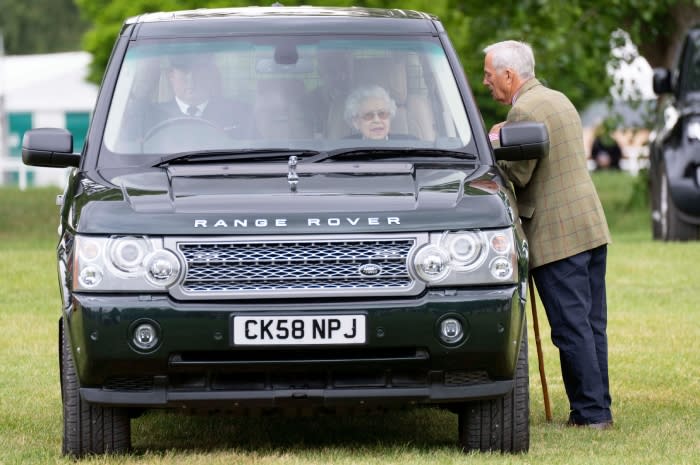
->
xmin=194 ymin=216 xmax=401 ymax=228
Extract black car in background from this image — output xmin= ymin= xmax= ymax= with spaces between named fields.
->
xmin=650 ymin=24 xmax=700 ymax=240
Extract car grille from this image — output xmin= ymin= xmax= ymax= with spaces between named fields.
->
xmin=104 ymin=376 xmax=154 ymax=392
xmin=169 ymin=234 xmax=425 ymax=300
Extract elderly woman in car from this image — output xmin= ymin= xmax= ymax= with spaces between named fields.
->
xmin=343 ymin=85 xmax=397 ymax=140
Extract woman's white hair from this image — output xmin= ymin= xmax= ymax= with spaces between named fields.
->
xmin=344 ymin=85 xmax=397 ymax=127
xmin=483 ymin=40 xmax=535 ymax=80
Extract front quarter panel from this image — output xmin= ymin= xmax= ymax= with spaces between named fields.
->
xmin=657 ymin=109 xmax=700 ymax=219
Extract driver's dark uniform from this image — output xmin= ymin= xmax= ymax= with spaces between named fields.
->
xmin=149 ymin=98 xmax=254 ymax=138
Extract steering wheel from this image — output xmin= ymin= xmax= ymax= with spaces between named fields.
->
xmin=141 ymin=117 xmax=229 ymax=152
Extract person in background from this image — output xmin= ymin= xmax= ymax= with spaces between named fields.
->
xmin=483 ymin=40 xmax=614 ymax=430
xmin=591 ymin=122 xmax=622 ymax=170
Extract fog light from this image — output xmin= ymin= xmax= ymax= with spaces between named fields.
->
xmin=132 ymin=323 xmax=159 ymax=350
xmin=439 ymin=317 xmax=464 ymax=344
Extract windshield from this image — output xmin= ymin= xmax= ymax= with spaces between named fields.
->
xmin=679 ymin=34 xmax=700 ymax=95
xmin=102 ymin=36 xmax=473 ymax=163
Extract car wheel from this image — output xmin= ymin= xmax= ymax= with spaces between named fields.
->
xmin=660 ymin=169 xmax=699 ymax=241
xmin=60 ymin=319 xmax=131 ymax=457
xmin=458 ymin=330 xmax=529 ymax=453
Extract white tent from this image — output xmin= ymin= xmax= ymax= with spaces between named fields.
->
xmin=3 ymin=51 xmax=97 ymax=112
xmin=0 ymin=51 xmax=98 ymax=188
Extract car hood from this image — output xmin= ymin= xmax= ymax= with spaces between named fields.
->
xmin=72 ymin=162 xmax=516 ymax=234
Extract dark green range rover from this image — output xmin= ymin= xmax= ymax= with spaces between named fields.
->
xmin=22 ymin=6 xmax=548 ymax=457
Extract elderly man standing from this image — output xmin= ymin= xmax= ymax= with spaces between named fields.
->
xmin=483 ymin=40 xmax=613 ymax=429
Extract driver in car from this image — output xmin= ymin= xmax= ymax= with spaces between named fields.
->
xmin=148 ymin=53 xmax=254 ymax=137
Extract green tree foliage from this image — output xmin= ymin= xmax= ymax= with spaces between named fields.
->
xmin=0 ymin=0 xmax=87 ymax=54
xmin=450 ymin=0 xmax=700 ymax=122
xmin=74 ymin=0 xmax=700 ymax=124
xmin=448 ymin=0 xmax=618 ymax=123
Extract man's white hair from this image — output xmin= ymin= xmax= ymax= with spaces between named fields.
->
xmin=344 ymin=85 xmax=396 ymax=127
xmin=483 ymin=40 xmax=535 ymax=80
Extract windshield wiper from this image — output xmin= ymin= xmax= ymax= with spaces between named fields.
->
xmin=303 ymin=148 xmax=477 ymax=163
xmin=153 ymin=149 xmax=320 ymax=167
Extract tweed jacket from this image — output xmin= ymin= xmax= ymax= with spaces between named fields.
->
xmin=499 ymin=78 xmax=611 ymax=269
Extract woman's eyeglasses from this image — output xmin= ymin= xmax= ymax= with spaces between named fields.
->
xmin=359 ymin=110 xmax=391 ymax=121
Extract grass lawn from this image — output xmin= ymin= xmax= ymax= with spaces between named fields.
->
xmin=1 ymin=172 xmax=699 ymax=465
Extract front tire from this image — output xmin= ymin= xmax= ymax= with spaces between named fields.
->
xmin=458 ymin=331 xmax=529 ymax=453
xmin=60 ymin=319 xmax=131 ymax=457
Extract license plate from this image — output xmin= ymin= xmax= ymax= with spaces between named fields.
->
xmin=232 ymin=315 xmax=366 ymax=346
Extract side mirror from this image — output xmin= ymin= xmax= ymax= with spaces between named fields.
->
xmin=494 ymin=122 xmax=549 ymax=161
xmin=652 ymin=68 xmax=672 ymax=95
xmin=22 ymin=128 xmax=80 ymax=168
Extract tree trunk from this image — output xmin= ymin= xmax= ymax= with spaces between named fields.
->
xmin=638 ymin=1 xmax=700 ymax=68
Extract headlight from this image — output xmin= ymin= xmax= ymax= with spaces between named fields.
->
xmin=410 ymin=228 xmax=518 ymax=285
xmin=444 ymin=231 xmax=485 ymax=270
xmin=414 ymin=245 xmax=451 ymax=282
xmin=489 ymin=256 xmax=514 ymax=280
xmin=73 ymin=235 xmax=182 ymax=292
xmin=687 ymin=120 xmax=700 ymax=141
xmin=109 ymin=236 xmax=151 ymax=273
xmin=77 ymin=265 xmax=103 ymax=288
xmin=145 ymin=249 xmax=181 ymax=287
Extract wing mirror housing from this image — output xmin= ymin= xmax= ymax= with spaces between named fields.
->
xmin=22 ymin=128 xmax=81 ymax=168
xmin=494 ymin=121 xmax=549 ymax=161
xmin=652 ymin=68 xmax=673 ymax=95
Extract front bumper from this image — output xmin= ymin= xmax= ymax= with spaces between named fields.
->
xmin=67 ymin=286 xmax=526 ymax=409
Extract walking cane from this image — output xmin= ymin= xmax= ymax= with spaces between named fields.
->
xmin=529 ymin=274 xmax=552 ymax=422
